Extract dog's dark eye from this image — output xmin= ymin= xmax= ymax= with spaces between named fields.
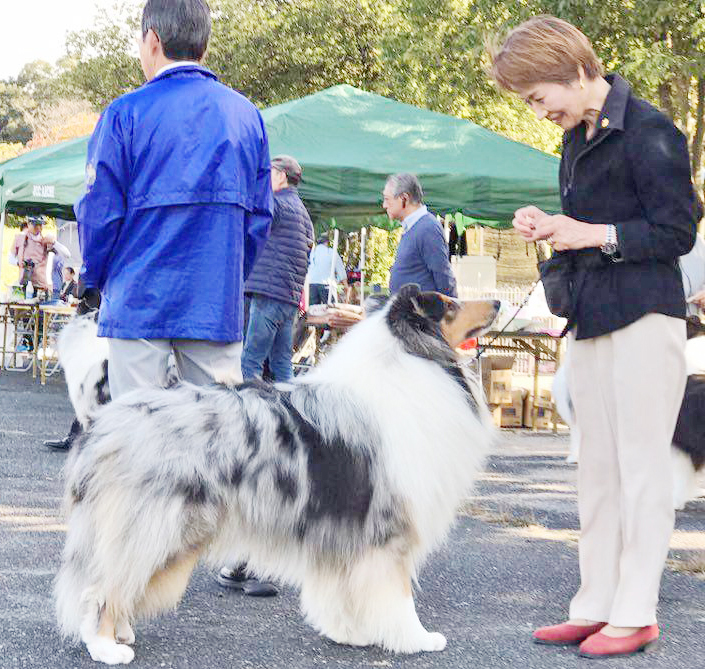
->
xmin=443 ymin=302 xmax=458 ymax=321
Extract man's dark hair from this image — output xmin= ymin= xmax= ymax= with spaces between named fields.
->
xmin=142 ymin=0 xmax=211 ymax=61
xmin=66 ymin=267 xmax=76 ymax=276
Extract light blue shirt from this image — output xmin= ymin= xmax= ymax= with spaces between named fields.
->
xmin=401 ymin=204 xmax=429 ymax=232
xmin=307 ymin=244 xmax=346 ymax=284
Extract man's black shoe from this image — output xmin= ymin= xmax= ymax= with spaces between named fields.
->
xmin=44 ymin=437 xmax=72 ymax=451
xmin=44 ymin=418 xmax=82 ymax=452
xmin=216 ymin=565 xmax=278 ymax=597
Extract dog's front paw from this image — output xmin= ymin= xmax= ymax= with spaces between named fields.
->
xmin=86 ymin=639 xmax=135 ymax=664
xmin=420 ymin=632 xmax=446 ymax=652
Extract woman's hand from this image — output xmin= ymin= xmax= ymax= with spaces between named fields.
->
xmin=533 ymin=214 xmax=607 ymax=252
xmin=513 ymin=208 xmax=608 ymax=251
xmin=512 ymin=206 xmax=548 ymax=241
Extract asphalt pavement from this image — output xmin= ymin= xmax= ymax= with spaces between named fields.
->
xmin=1 ymin=369 xmax=704 ymax=669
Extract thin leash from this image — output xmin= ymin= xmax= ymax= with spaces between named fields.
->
xmin=475 ymin=280 xmax=540 ymax=359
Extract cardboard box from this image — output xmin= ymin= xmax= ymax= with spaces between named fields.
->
xmin=488 ymin=369 xmax=514 ymax=404
xmin=480 ymin=355 xmax=515 ymax=401
xmin=523 ymin=390 xmax=554 ymax=429
xmin=491 ymin=388 xmax=526 ymax=428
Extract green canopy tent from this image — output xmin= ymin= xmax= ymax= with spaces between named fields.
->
xmin=1 ymin=84 xmax=562 ymax=220
xmin=0 ymin=136 xmax=89 ymax=219
xmin=262 ymin=84 xmax=560 ymax=228
xmin=0 ymin=84 xmax=561 ymax=268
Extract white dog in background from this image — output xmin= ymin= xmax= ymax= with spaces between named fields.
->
xmin=553 ymin=237 xmax=705 ymax=509
xmin=57 ymin=313 xmax=110 ymax=428
xmin=552 ymin=334 xmax=705 ymax=510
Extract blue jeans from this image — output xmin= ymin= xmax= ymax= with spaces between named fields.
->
xmin=241 ymin=295 xmax=298 ymax=382
xmin=309 ymin=283 xmax=329 ymax=305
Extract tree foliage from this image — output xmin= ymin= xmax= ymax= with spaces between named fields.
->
xmin=4 ymin=0 xmax=705 ymax=189
xmin=0 ymin=60 xmax=99 ymax=147
xmin=207 ymin=0 xmax=389 ymax=106
xmin=59 ymin=1 xmax=143 ymax=109
xmin=494 ymin=0 xmax=705 ymax=187
xmin=0 ymin=80 xmax=35 ymax=144
xmin=0 ymin=142 xmax=24 ymax=163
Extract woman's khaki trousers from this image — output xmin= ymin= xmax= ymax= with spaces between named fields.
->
xmin=567 ymin=313 xmax=686 ymax=627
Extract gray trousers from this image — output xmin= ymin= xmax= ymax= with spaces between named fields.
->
xmin=107 ymin=338 xmax=243 ymax=399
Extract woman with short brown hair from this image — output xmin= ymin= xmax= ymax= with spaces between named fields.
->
xmin=490 ymin=15 xmax=698 ymax=658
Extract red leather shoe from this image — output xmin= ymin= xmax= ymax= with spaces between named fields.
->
xmin=579 ymin=624 xmax=659 ymax=658
xmin=533 ymin=622 xmax=606 ymax=645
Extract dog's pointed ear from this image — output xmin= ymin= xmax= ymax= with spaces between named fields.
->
xmin=398 ymin=284 xmax=421 ymax=300
xmin=413 ymin=292 xmax=448 ymax=322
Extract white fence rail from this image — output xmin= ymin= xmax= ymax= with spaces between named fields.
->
xmin=457 ymin=284 xmax=532 ymax=305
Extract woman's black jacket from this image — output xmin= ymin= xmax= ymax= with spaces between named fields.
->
xmin=558 ymin=74 xmax=698 ymax=340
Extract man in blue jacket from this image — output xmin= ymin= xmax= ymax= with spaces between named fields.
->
xmin=76 ymin=0 xmax=272 ymax=397
xmin=384 ymin=173 xmax=457 ymax=297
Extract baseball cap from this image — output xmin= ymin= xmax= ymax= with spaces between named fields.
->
xmin=271 ymin=155 xmax=302 ymax=185
xmin=28 ymin=216 xmax=44 ymax=225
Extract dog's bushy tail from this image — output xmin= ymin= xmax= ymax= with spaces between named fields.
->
xmin=55 ymin=503 xmax=97 ymax=641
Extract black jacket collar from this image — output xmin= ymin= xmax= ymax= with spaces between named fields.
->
xmin=596 ymin=73 xmax=630 ymax=133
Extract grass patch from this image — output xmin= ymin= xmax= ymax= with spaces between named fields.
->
xmin=459 ymin=500 xmax=536 ymax=528
xmin=668 ymin=555 xmax=705 ymax=580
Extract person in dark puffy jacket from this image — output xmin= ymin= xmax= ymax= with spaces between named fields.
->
xmin=219 ymin=155 xmax=313 ymax=598
xmin=241 ymin=155 xmax=314 ymax=382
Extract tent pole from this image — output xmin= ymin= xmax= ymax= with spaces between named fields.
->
xmin=0 ymin=208 xmax=5 ymax=291
xmin=330 ymin=228 xmax=339 ymax=304
xmin=359 ymin=227 xmax=366 ymax=307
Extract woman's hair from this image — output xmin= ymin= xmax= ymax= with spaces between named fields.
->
xmin=488 ymin=15 xmax=603 ymax=92
xmin=142 ymin=0 xmax=211 ymax=62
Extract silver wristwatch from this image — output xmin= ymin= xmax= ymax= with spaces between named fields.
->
xmin=600 ymin=224 xmax=619 ymax=257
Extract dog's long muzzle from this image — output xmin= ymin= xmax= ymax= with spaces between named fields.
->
xmin=440 ymin=299 xmax=501 ymax=349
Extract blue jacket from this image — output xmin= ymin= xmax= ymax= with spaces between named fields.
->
xmin=389 ymin=213 xmax=457 ymax=297
xmin=75 ymin=65 xmax=273 ymax=341
xmin=245 ymin=187 xmax=314 ymax=305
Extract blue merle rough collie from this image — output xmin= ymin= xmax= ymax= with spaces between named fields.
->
xmin=55 ymin=285 xmax=499 ymax=665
